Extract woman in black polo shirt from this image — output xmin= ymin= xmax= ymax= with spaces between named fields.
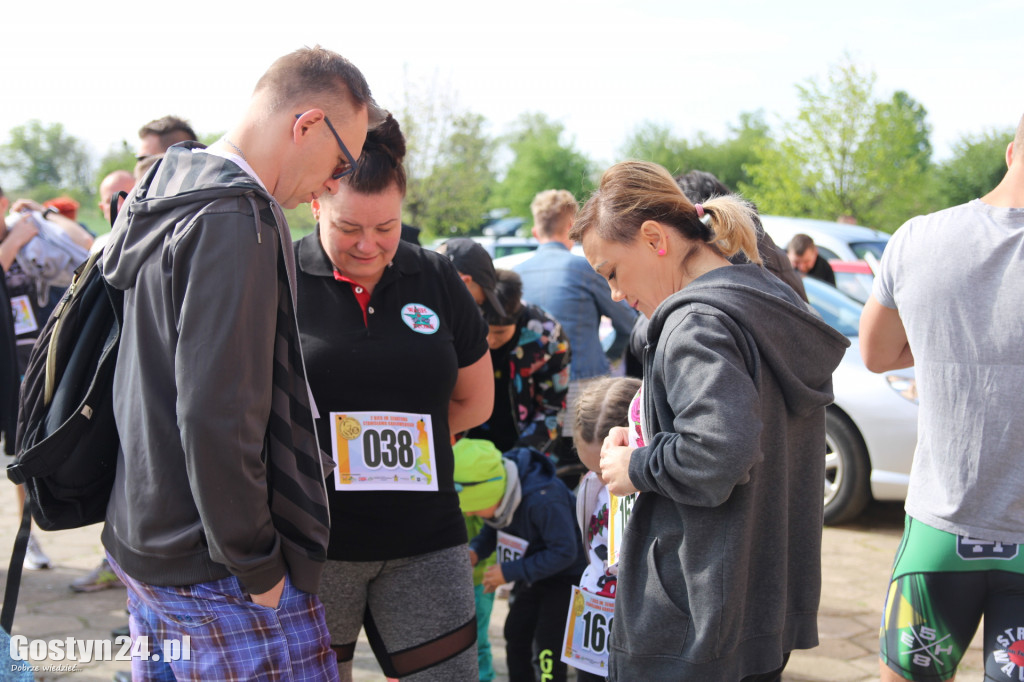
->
xmin=294 ymin=114 xmax=493 ymax=681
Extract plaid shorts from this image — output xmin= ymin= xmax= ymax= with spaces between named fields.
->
xmin=108 ymin=555 xmax=337 ymax=681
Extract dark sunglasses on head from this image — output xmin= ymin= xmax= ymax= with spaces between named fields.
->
xmin=295 ymin=113 xmax=359 ymax=180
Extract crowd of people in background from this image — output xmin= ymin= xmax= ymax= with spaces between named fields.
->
xmin=2 ymin=44 xmax=1022 ymax=682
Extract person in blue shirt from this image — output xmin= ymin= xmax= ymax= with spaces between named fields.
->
xmin=513 ymin=189 xmax=636 ymax=446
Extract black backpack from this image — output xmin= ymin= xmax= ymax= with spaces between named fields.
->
xmin=2 ymin=194 xmax=125 ymax=634
xmin=7 ymin=249 xmax=122 ymax=529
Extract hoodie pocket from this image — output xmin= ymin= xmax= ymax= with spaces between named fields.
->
xmin=610 ymin=532 xmax=691 ymax=658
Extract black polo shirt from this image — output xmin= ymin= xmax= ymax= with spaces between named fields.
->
xmin=295 ymin=232 xmax=489 ymax=561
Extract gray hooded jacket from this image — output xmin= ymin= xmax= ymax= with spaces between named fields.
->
xmin=610 ymin=264 xmax=848 ymax=680
xmin=101 ymin=143 xmax=330 ymax=595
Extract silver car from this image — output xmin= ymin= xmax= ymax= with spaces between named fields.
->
xmin=803 ymin=277 xmax=917 ymax=524
xmin=760 ymin=215 xmax=890 ymax=264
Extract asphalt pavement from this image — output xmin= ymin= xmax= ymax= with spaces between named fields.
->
xmin=1 ymin=481 xmax=984 ymax=681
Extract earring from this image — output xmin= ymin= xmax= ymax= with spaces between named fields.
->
xmin=657 ymin=249 xmax=666 ymax=256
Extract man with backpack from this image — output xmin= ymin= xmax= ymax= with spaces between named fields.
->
xmin=98 ymin=46 xmax=384 ymax=679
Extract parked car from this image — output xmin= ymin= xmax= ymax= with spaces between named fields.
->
xmin=760 ymin=215 xmax=890 ymax=264
xmin=802 ymin=277 xmax=917 ymax=524
xmin=431 ymin=236 xmax=540 ymax=260
xmin=829 ymin=260 xmax=875 ymax=304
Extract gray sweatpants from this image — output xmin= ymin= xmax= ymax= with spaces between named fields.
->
xmin=320 ymin=545 xmax=478 ymax=681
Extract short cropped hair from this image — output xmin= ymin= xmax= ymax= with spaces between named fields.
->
xmin=254 ymin=45 xmax=386 ymax=128
xmin=138 ymin=115 xmax=197 ymax=150
xmin=787 ymin=233 xmax=816 ymax=256
xmin=530 ymin=189 xmax=578 ymax=238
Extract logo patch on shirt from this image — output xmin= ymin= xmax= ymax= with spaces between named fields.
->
xmin=401 ymin=303 xmax=439 ymax=335
xmin=956 ymin=535 xmax=1019 ymax=560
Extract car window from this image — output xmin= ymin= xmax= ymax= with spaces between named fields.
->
xmin=493 ymin=244 xmax=539 ymax=259
xmin=817 ymin=246 xmax=840 ymax=261
xmin=850 ymin=241 xmax=888 ymax=260
xmin=803 ymin=278 xmax=862 ymax=336
xmin=834 ymin=272 xmax=874 ymax=304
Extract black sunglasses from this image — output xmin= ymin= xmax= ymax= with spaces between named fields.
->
xmin=295 ymin=113 xmax=359 ymax=180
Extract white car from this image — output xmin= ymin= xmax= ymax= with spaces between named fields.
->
xmin=760 ymin=215 xmax=890 ymax=265
xmin=802 ymin=277 xmax=917 ymax=524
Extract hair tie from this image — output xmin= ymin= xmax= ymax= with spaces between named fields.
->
xmin=694 ymin=203 xmax=712 ymax=227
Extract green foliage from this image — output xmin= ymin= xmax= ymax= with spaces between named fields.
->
xmin=933 ymin=129 xmax=1012 ymax=208
xmin=400 ymin=75 xmax=497 ymax=239
xmin=200 ymin=131 xmax=224 ymax=147
xmin=493 ymin=112 xmax=595 ymax=221
xmin=619 ymin=121 xmax=690 ymax=174
xmin=619 ymin=112 xmax=769 ymax=192
xmin=405 ymin=112 xmax=497 ymax=238
xmin=742 ymin=58 xmax=937 ymax=232
xmin=0 ymin=120 xmax=92 ymax=192
xmin=96 ymin=141 xmax=138 ymax=181
xmin=284 ymin=205 xmax=317 ymax=239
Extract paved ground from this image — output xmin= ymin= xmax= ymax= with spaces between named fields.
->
xmin=2 ymin=482 xmax=984 ymax=681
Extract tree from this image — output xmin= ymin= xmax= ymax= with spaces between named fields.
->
xmin=0 ymin=120 xmax=92 ymax=192
xmin=742 ymin=59 xmax=936 ymax=231
xmin=933 ymin=128 xmax=1012 ymax=208
xmin=619 ymin=121 xmax=690 ymax=174
xmin=400 ymin=72 xmax=497 ymax=238
xmin=619 ymin=112 xmax=769 ymax=192
xmin=493 ymin=113 xmax=595 ymax=220
xmin=684 ymin=111 xmax=770 ymax=192
xmin=96 ymin=142 xmax=137 ymax=183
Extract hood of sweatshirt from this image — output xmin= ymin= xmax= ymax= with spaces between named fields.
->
xmin=506 ymin=447 xmax=559 ymax=497
xmin=103 ymin=142 xmax=273 ymax=290
xmin=647 ymin=264 xmax=850 ymax=417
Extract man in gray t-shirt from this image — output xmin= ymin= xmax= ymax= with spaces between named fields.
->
xmin=861 ymin=113 xmax=1024 ymax=682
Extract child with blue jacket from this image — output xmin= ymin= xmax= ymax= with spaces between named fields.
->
xmin=456 ymin=441 xmax=586 ymax=682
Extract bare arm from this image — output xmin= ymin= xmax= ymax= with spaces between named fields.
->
xmin=859 ymin=296 xmax=914 ymax=372
xmin=11 ymin=199 xmax=94 ymax=251
xmin=449 ymin=351 xmax=494 ymax=436
xmin=0 ymin=216 xmax=39 ymax=271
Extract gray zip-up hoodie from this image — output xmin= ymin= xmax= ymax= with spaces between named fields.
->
xmin=101 ymin=143 xmax=330 ymax=596
xmin=609 ymin=264 xmax=849 ymax=681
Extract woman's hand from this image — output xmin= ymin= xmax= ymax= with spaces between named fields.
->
xmin=601 ymin=427 xmax=639 ymax=496
xmin=468 ymin=548 xmax=478 ymax=567
xmin=481 ymin=565 xmax=505 ymax=593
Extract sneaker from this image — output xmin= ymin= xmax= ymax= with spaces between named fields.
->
xmin=70 ymin=558 xmax=123 ymax=593
xmin=24 ymin=534 xmax=51 ymax=570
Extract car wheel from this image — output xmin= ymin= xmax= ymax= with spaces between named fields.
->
xmin=823 ymin=409 xmax=871 ymax=525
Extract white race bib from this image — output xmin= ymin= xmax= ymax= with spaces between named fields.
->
xmin=496 ymin=530 xmax=529 ymax=565
xmin=329 ymin=411 xmax=437 ymax=492
xmin=561 ymin=585 xmax=615 ymax=675
xmin=607 ymin=492 xmax=637 ymax=568
xmin=11 ymin=295 xmax=38 ymax=336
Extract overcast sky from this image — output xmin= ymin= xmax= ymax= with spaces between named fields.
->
xmin=2 ymin=0 xmax=1022 ymax=177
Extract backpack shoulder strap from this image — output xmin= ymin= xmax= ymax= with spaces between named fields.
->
xmin=1 ymin=497 xmax=33 ymax=632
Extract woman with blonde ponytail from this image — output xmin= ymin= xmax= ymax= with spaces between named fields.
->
xmin=570 ymin=161 xmax=850 ymax=681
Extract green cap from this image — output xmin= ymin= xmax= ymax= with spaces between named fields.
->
xmin=452 ymin=438 xmax=507 ymax=512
